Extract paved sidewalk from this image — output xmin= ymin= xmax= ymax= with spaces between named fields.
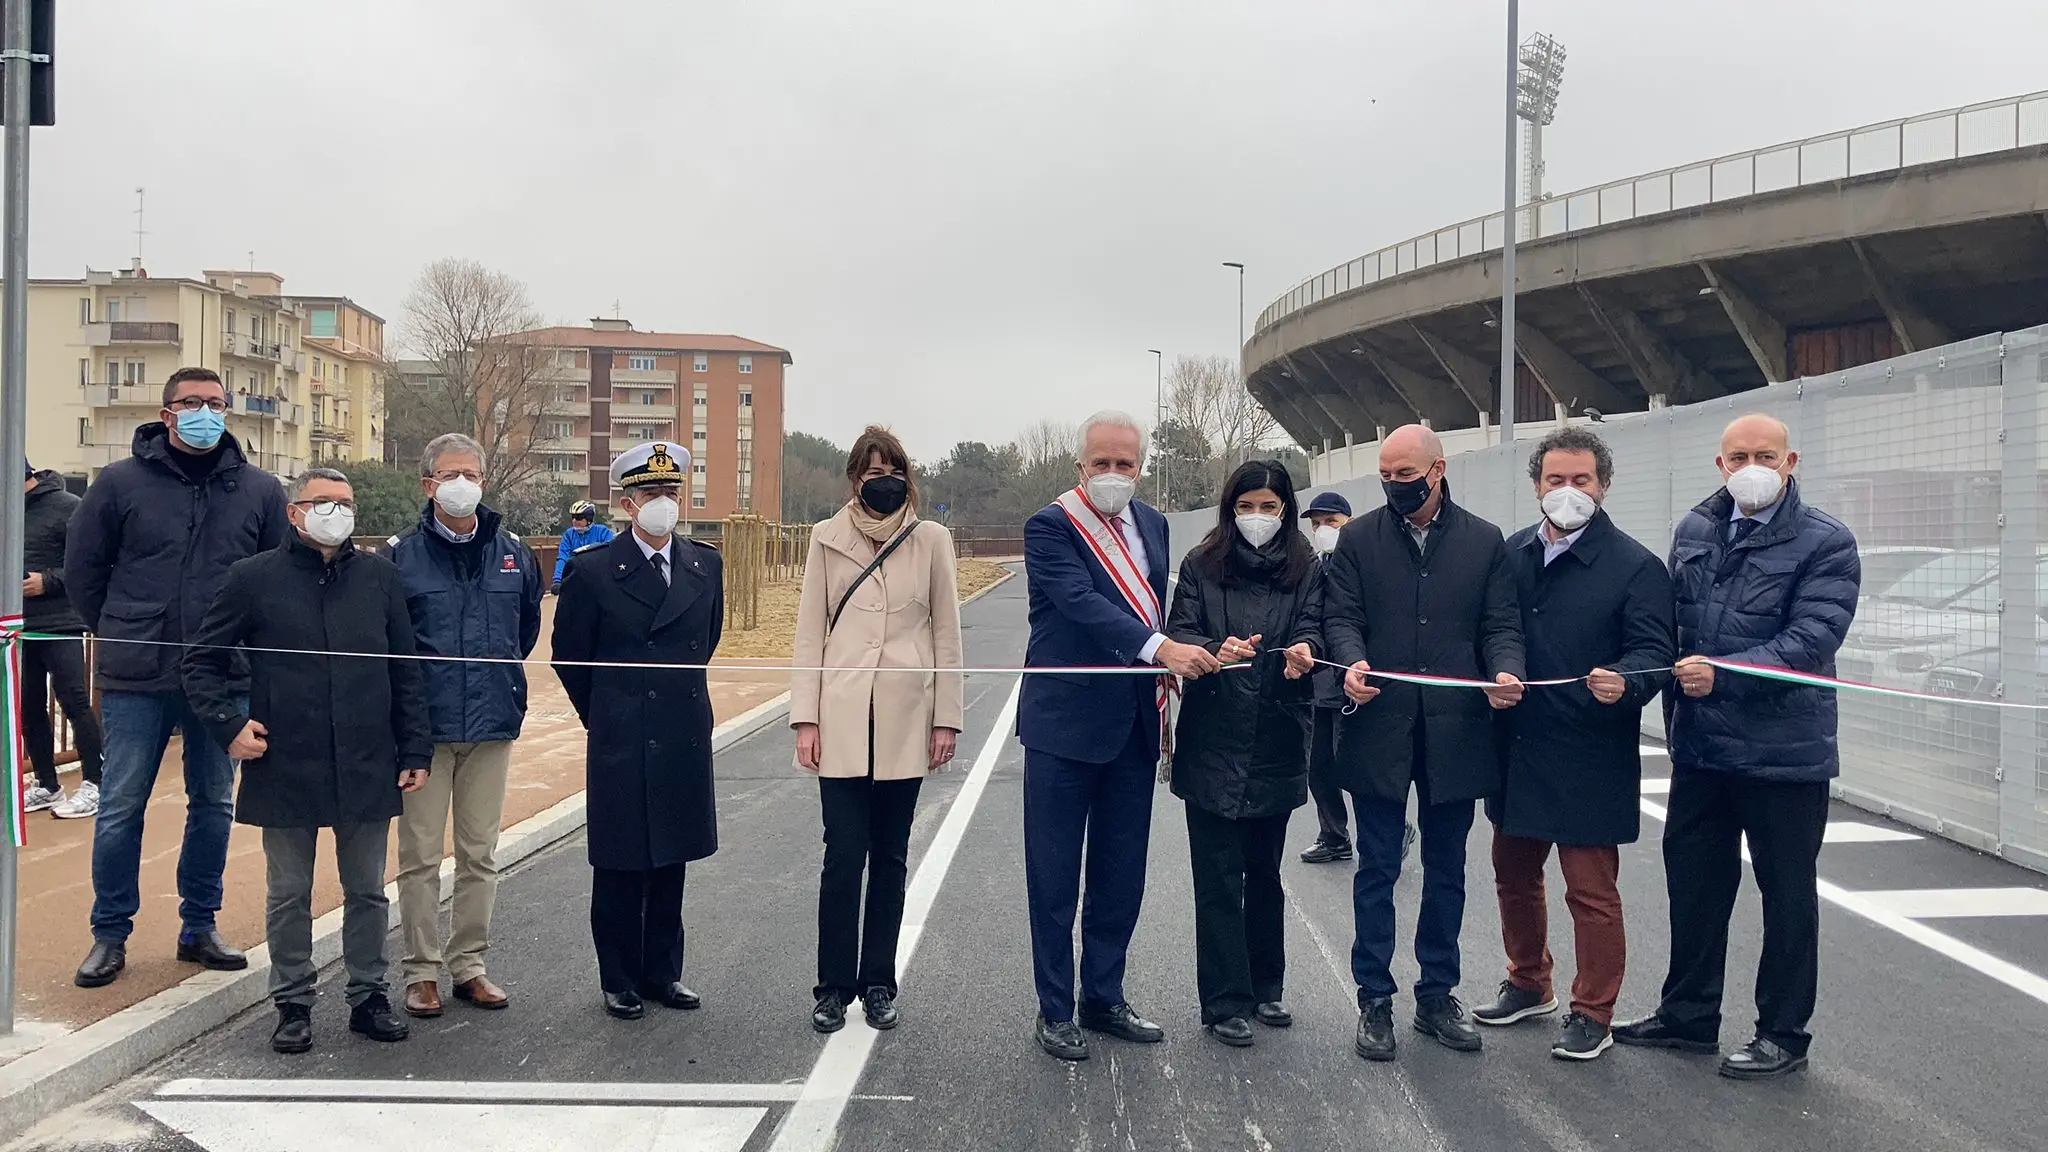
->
xmin=9 ymin=598 xmax=790 ymax=1037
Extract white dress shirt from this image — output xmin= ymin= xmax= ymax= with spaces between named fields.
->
xmin=634 ymin=532 xmax=674 ymax=584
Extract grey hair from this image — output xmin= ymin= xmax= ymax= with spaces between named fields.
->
xmin=421 ymin=432 xmax=487 ymax=477
xmin=1526 ymin=426 xmax=1614 ymax=486
xmin=1077 ymin=409 xmax=1146 ymax=463
xmin=290 ymin=467 xmax=349 ymax=500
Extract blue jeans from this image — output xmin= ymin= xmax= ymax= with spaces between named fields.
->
xmin=90 ymin=690 xmax=239 ymax=943
xmin=1349 ymin=783 xmax=1475 ymax=1007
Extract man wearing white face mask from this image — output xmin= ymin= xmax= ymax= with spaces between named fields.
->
xmin=183 ymin=467 xmax=433 ymax=1054
xmin=552 ymin=441 xmax=724 ymax=1021
xmin=1615 ymin=413 xmax=1859 ymax=1082
xmin=1475 ymin=428 xmax=1673 ymax=1062
xmin=389 ymin=434 xmax=543 ymax=1019
xmin=1020 ymin=410 xmax=1219 ymax=1061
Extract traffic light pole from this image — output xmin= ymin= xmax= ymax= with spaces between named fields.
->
xmin=0 ymin=0 xmax=36 ymax=1037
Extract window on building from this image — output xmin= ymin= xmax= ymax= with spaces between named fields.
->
xmin=693 ymin=354 xmax=708 ymax=373
xmin=78 ymin=418 xmax=89 ymax=445
xmin=79 ymin=297 xmax=91 ymax=325
xmin=548 ymin=456 xmax=576 ymax=473
xmin=692 ymin=462 xmax=707 ymax=476
xmin=693 ymin=391 xmax=707 ymax=407
xmin=692 ymin=494 xmax=708 ymax=509
xmin=628 ymin=355 xmax=657 ymax=372
xmin=548 ymin=421 xmax=574 ymax=439
xmin=309 ymin=309 xmax=338 ymax=339
xmin=104 ymin=359 xmax=120 ymax=385
xmin=312 ymin=356 xmax=323 ymax=378
xmin=77 ymin=358 xmax=87 ymax=386
xmin=694 ymin=431 xmax=707 ymax=446
xmin=126 ymin=360 xmax=147 ymax=384
xmin=225 ymin=309 xmax=236 ymax=338
xmin=740 ymin=391 xmax=753 ymax=407
xmin=738 ymin=355 xmax=753 ymax=374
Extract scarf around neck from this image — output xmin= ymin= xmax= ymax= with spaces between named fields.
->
xmin=846 ymin=499 xmax=915 ymax=545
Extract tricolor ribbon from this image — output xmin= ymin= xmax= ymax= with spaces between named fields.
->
xmin=1 ymin=615 xmax=27 ymax=847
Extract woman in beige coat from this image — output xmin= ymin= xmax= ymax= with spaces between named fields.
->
xmin=791 ymin=426 xmax=964 ymax=1034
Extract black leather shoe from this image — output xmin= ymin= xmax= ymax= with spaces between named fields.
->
xmin=812 ymin=994 xmax=847 ymax=1033
xmin=1078 ymin=1003 xmax=1164 ymax=1044
xmin=1355 ymin=998 xmax=1396 ymax=1061
xmin=1206 ymin=1016 xmax=1255 ymax=1047
xmin=1299 ymin=840 xmax=1353 ymax=864
xmin=176 ymin=929 xmax=249 ymax=972
xmin=1254 ymin=1002 xmax=1293 ymax=1028
xmin=1413 ymin=995 xmax=1482 ymax=1052
xmin=643 ymin=983 xmax=701 ymax=1010
xmin=348 ymin=993 xmax=410 ymax=1043
xmin=1036 ymin=1015 xmax=1089 ymax=1061
xmin=604 ymin=991 xmax=646 ymax=1020
xmin=1472 ymin=979 xmax=1559 ymax=1027
xmin=1612 ymin=1013 xmax=1717 ymax=1053
xmin=74 ymin=940 xmax=125 ymax=988
xmin=271 ymin=1003 xmax=313 ymax=1054
xmin=1719 ymin=1036 xmax=1808 ymax=1081
xmin=863 ymin=987 xmax=899 ymax=1030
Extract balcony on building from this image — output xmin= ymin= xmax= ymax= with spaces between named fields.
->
xmin=83 ymin=383 xmax=164 ymax=408
xmin=535 ymin=436 xmax=591 ymax=455
xmin=83 ymin=321 xmax=181 ymax=348
xmin=612 ymin=404 xmax=678 ymax=421
xmin=309 ymin=417 xmax=353 ymax=444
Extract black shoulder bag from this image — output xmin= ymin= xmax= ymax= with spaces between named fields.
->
xmin=826 ymin=523 xmax=919 ymax=634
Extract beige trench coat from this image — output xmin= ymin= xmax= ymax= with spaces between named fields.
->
xmin=790 ymin=509 xmax=965 ymax=779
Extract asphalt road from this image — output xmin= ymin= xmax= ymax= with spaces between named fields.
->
xmin=10 ymin=572 xmax=2048 ymax=1152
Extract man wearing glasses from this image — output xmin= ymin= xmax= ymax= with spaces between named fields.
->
xmin=64 ymin=367 xmax=289 ymax=990
xmin=388 ymin=434 xmax=543 ymax=1019
xmin=183 ymin=467 xmax=433 ymax=1054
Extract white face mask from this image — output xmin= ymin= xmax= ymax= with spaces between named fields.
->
xmin=1724 ymin=464 xmax=1785 ymax=513
xmin=1312 ymin=524 xmax=1341 ymax=555
xmin=1540 ymin=486 xmax=1598 ymax=532
xmin=632 ymin=494 xmax=680 ymax=537
xmin=1084 ymin=473 xmax=1137 ymax=517
xmin=1235 ymin=513 xmax=1282 ymax=549
xmin=432 ymin=476 xmax=483 ymax=519
xmin=300 ymin=505 xmax=355 ymax=548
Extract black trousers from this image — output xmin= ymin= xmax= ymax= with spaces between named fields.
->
xmin=816 ymin=773 xmax=922 ymax=1002
xmin=1306 ymin=708 xmax=1349 ymax=847
xmin=1185 ymin=803 xmax=1289 ymax=1024
xmin=1656 ymin=770 xmax=1828 ymax=1054
xmin=590 ymin=864 xmax=687 ymax=995
xmin=21 ymin=636 xmax=102 ymax=790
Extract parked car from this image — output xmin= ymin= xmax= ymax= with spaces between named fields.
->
xmin=1836 ymin=549 xmax=2005 ymax=691
xmin=1856 ymin=546 xmax=1956 ymax=601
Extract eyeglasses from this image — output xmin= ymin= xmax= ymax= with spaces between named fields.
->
xmin=292 ymin=498 xmax=357 ymax=514
xmin=167 ymin=397 xmax=230 ymax=414
xmin=431 ymin=470 xmax=484 ymax=484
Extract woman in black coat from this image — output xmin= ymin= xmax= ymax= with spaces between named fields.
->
xmin=1166 ymin=460 xmax=1322 ymax=1047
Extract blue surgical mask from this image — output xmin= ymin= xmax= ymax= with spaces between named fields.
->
xmin=173 ymin=407 xmax=226 ymax=451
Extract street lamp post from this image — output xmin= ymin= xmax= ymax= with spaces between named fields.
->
xmin=1221 ymin=262 xmax=1245 ymax=362
xmin=1500 ymin=0 xmax=1518 ymax=445
xmin=1148 ymin=348 xmax=1166 ymax=508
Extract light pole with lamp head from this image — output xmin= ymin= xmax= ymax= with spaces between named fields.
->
xmin=1147 ymin=348 xmax=1166 ymax=508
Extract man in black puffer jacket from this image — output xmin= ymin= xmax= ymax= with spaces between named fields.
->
xmin=1615 ymin=413 xmax=1860 ymax=1083
xmin=21 ymin=464 xmax=103 ymax=818
xmin=63 ymin=367 xmax=290 ymax=990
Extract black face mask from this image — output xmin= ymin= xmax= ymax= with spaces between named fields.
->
xmin=1383 ymin=474 xmax=1433 ymax=517
xmin=860 ymin=475 xmax=910 ymax=516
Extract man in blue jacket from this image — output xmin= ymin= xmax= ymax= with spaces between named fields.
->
xmin=552 ymin=500 xmax=614 ymax=594
xmin=64 ymin=367 xmax=289 ymax=989
xmin=1019 ymin=410 xmax=1219 ymax=1061
xmin=1615 ymin=413 xmax=1860 ymax=1081
xmin=389 ymin=434 xmax=543 ymax=1019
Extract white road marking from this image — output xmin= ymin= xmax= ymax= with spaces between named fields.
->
xmin=1640 ymin=799 xmax=2048 ymax=1007
xmin=1641 ymin=778 xmax=1672 ymax=795
xmin=1854 ymin=887 xmax=2048 ymax=919
xmin=1639 ymin=745 xmax=1670 ymax=757
xmin=153 ymin=1079 xmax=805 ymax=1103
xmin=136 ymin=1100 xmax=763 ymax=1152
xmin=766 ymin=678 xmax=1024 ymax=1152
xmin=1823 ymin=822 xmax=1922 ymax=844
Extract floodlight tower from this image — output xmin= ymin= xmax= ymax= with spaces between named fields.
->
xmin=1515 ymin=32 xmax=1566 ymax=232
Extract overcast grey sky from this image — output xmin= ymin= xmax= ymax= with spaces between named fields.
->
xmin=21 ymin=0 xmax=2048 ymax=461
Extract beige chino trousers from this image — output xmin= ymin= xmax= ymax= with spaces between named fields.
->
xmin=397 ymin=741 xmax=514 ymax=986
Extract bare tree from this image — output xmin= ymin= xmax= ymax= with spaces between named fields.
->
xmin=1015 ymin=419 xmax=1079 ymax=469
xmin=389 ymin=258 xmax=570 ymax=503
xmin=1165 ymin=354 xmax=1280 ymax=493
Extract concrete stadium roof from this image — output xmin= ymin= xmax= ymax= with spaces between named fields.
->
xmin=1247 ymin=91 xmax=2048 ymax=450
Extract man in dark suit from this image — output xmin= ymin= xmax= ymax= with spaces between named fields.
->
xmin=1324 ymin=423 xmax=1524 ymax=1063
xmin=1020 ymin=409 xmax=1219 ymax=1061
xmin=552 ymin=441 xmax=724 ymax=1021
xmin=1474 ymin=427 xmax=1674 ymax=1062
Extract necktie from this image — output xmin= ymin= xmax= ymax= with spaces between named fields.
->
xmin=1730 ymin=518 xmax=1761 ymax=545
xmin=649 ymin=551 xmax=668 ymax=585
xmin=1110 ymin=515 xmax=1130 ymax=546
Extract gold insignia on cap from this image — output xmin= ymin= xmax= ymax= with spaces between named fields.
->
xmin=646 ymin=444 xmax=679 ymax=475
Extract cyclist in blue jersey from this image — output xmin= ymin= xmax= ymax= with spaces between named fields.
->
xmin=552 ymin=501 xmax=615 ymax=594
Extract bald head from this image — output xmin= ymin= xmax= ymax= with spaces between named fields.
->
xmin=1379 ymin=424 xmax=1444 ymax=476
xmin=1718 ymin=413 xmax=1796 ymax=478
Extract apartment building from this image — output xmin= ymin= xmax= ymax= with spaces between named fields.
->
xmin=0 ymin=262 xmax=312 ymax=483
xmin=510 ymin=319 xmax=790 ymax=534
xmin=290 ymin=295 xmax=387 ymax=464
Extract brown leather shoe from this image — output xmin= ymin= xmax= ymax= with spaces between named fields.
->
xmin=404 ymin=980 xmax=443 ymax=1018
xmin=454 ymin=974 xmax=510 ymax=1009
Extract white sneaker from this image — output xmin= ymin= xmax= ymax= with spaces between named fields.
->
xmin=52 ymin=781 xmax=99 ymax=820
xmin=23 ymin=785 xmax=62 ymax=813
